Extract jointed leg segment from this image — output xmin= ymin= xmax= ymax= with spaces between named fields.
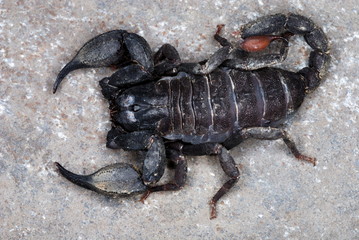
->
xmin=209 ymin=146 xmax=240 ymax=219
xmin=240 ymin=127 xmax=316 ymax=166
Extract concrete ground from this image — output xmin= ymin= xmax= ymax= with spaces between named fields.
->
xmin=1 ymin=0 xmax=358 ymax=239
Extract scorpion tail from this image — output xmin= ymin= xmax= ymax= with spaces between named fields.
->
xmin=55 ymin=162 xmax=147 ymax=196
xmin=240 ymin=13 xmax=331 ymax=93
xmin=287 ymin=14 xmax=331 ymax=93
xmin=285 ymin=14 xmax=331 ymax=93
xmin=299 ymin=48 xmax=331 ymax=94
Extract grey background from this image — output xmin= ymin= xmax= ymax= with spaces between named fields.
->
xmin=1 ymin=0 xmax=358 ymax=239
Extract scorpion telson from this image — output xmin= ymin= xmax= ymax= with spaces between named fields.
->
xmin=54 ymin=13 xmax=330 ymax=219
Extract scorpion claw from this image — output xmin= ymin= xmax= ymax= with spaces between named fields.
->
xmin=53 ymin=30 xmax=127 ymax=93
xmin=53 ymin=30 xmax=155 ymax=93
xmin=55 ymin=162 xmax=147 ymax=196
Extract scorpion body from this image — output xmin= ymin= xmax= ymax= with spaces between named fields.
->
xmin=53 ymin=13 xmax=330 ymax=219
xmin=111 ymin=67 xmax=305 ymax=146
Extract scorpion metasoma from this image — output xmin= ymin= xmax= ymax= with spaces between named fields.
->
xmin=53 ymin=13 xmax=330 ymax=219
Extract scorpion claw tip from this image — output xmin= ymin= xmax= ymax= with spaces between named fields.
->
xmin=53 ymin=60 xmax=85 ymax=93
xmin=52 ymin=86 xmax=58 ymax=94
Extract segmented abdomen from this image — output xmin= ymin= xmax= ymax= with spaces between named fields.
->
xmin=159 ymin=68 xmax=305 ymax=144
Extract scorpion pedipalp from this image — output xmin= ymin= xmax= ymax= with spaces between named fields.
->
xmin=53 ymin=30 xmax=153 ymax=93
xmin=55 ymin=162 xmax=147 ymax=196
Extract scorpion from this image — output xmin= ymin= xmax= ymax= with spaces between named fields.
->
xmin=53 ymin=13 xmax=330 ymax=219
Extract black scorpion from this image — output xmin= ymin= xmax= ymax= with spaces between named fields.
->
xmin=53 ymin=13 xmax=330 ymax=219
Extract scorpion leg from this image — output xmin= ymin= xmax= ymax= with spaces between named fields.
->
xmin=214 ymin=24 xmax=232 ymax=47
xmin=209 ymin=146 xmax=240 ymax=219
xmin=178 ymin=46 xmax=231 ymax=75
xmin=53 ymin=30 xmax=154 ymax=93
xmin=170 ymin=23 xmax=230 ymax=75
xmin=182 ymin=143 xmax=240 ymax=219
xmin=240 ymin=127 xmax=316 ymax=166
xmin=177 ymin=24 xmax=232 ymax=75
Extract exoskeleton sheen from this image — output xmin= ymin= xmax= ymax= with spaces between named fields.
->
xmin=53 ymin=13 xmax=330 ymax=219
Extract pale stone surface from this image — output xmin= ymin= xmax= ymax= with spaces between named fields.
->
xmin=1 ymin=0 xmax=358 ymax=239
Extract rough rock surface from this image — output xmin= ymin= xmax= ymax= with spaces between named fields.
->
xmin=1 ymin=1 xmax=358 ymax=239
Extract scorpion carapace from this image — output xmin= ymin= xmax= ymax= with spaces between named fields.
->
xmin=53 ymin=13 xmax=330 ymax=219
